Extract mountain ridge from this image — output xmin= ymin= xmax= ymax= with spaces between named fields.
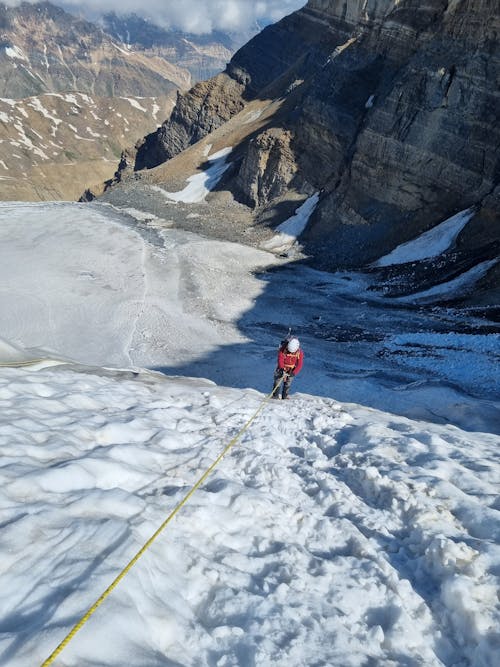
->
xmin=106 ymin=0 xmax=499 ymax=303
xmin=0 ymin=1 xmax=249 ymax=200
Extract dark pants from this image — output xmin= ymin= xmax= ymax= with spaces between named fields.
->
xmin=272 ymin=369 xmax=293 ymax=399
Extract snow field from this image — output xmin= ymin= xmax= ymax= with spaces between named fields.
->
xmin=0 ymin=202 xmax=498 ymax=666
xmin=0 ymin=202 xmax=271 ymax=371
xmin=1 ymin=365 xmax=498 ymax=666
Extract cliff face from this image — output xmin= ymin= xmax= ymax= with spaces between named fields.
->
xmin=133 ymin=8 xmax=335 ymax=169
xmin=131 ymin=0 xmax=499 ymax=287
xmin=299 ymin=0 xmax=500 ymax=269
xmin=134 ymin=72 xmax=247 ymax=171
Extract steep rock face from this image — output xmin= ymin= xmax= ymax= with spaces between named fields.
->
xmin=133 ymin=8 xmax=333 ymax=170
xmin=129 ymin=0 xmax=499 ymax=283
xmin=233 ymin=129 xmax=299 ymax=208
xmin=134 ymin=74 xmax=247 ymax=170
xmin=300 ymin=0 xmax=500 ymax=268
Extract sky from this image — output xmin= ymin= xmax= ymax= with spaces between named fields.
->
xmin=0 ymin=197 xmax=498 ymax=666
xmin=3 ymin=0 xmax=307 ymax=33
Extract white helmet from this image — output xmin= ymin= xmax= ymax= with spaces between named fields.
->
xmin=287 ymin=338 xmax=300 ymax=353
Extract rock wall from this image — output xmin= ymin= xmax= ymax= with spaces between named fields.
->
xmin=134 ymin=74 xmax=247 ymax=170
xmin=131 ymin=0 xmax=499 ymax=272
xmin=295 ymin=1 xmax=499 ymax=267
xmin=133 ymin=8 xmax=339 ymax=170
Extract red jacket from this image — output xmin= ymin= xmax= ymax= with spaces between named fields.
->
xmin=277 ymin=345 xmax=304 ymax=375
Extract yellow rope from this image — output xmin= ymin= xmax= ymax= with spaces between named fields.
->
xmin=40 ymin=380 xmax=282 ymax=667
xmin=0 ymin=358 xmax=46 ymax=367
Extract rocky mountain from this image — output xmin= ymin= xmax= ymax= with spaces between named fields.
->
xmin=100 ymin=12 xmax=255 ymax=84
xmin=0 ymin=0 xmax=192 ymax=199
xmin=0 ymin=1 xmax=253 ymax=201
xmin=0 ymin=2 xmax=191 ymax=98
xmin=112 ymin=0 xmax=499 ymax=305
xmin=0 ymin=92 xmax=175 ymax=200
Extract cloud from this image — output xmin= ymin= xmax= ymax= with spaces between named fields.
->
xmin=3 ymin=1 xmax=307 ymax=34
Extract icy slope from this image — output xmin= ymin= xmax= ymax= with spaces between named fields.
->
xmin=1 ymin=365 xmax=498 ymax=667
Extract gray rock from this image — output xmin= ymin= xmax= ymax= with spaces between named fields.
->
xmin=115 ymin=0 xmax=500 ymax=300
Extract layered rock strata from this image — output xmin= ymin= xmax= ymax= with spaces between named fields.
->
xmin=131 ymin=0 xmax=499 ymax=283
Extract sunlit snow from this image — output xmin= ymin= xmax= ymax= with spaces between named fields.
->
xmin=0 ymin=201 xmax=498 ymax=667
xmin=5 ymin=45 xmax=28 ymax=61
xmin=159 ymin=147 xmax=233 ymax=203
xmin=122 ymin=97 xmax=147 ymax=112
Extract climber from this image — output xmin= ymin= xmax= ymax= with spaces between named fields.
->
xmin=272 ymin=337 xmax=304 ymax=400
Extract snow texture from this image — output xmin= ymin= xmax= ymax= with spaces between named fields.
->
xmin=5 ymin=45 xmax=28 ymax=61
xmin=365 ymin=94 xmax=375 ymax=108
xmin=160 ymin=147 xmax=233 ymax=203
xmin=0 ymin=201 xmax=498 ymax=667
xmin=394 ymin=259 xmax=499 ymax=304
